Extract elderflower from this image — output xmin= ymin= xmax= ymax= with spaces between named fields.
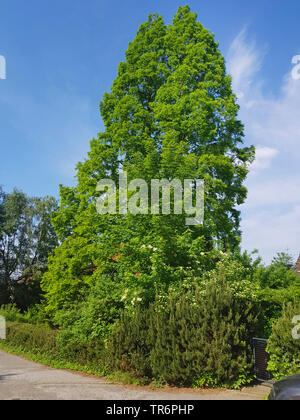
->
xmin=121 ymin=288 xmax=129 ymax=301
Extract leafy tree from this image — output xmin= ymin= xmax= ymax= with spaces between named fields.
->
xmin=0 ymin=189 xmax=58 ymax=309
xmin=272 ymin=251 xmax=294 ymax=270
xmin=42 ymin=6 xmax=254 ymax=328
xmin=0 ymin=189 xmax=29 ymax=305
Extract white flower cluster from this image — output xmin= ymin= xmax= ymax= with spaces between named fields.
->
xmin=120 ymin=288 xmax=129 ymax=302
xmin=141 ymin=244 xmax=158 ymax=251
xmin=131 ymin=297 xmax=143 ymax=306
xmin=121 ymin=288 xmax=143 ymax=306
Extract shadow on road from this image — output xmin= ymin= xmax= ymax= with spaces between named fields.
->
xmin=0 ymin=374 xmax=18 ymax=381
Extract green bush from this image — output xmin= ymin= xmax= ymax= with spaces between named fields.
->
xmin=0 ymin=304 xmax=49 ymax=325
xmin=253 ymin=264 xmax=300 ymax=337
xmin=1 ymin=321 xmax=106 ymax=373
xmin=4 ymin=322 xmax=58 ymax=356
xmin=0 ymin=304 xmax=27 ymax=323
xmin=108 ymin=276 xmax=259 ymax=389
xmin=108 ymin=307 xmax=152 ymax=379
xmin=56 ymin=329 xmax=105 ymax=367
xmin=267 ymin=302 xmax=300 ymax=380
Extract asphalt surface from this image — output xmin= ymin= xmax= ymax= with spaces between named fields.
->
xmin=0 ymin=350 xmax=269 ymax=400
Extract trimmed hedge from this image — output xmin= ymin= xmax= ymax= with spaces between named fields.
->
xmin=4 ymin=322 xmax=58 ymax=356
xmin=1 ymin=322 xmax=106 ymax=371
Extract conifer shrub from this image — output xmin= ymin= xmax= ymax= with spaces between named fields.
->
xmin=267 ymin=301 xmax=300 ymax=380
xmin=107 ymin=307 xmax=152 ymax=379
xmin=108 ymin=277 xmax=259 ymax=388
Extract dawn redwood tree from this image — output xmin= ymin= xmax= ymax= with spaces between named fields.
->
xmin=42 ymin=6 xmax=254 ymax=326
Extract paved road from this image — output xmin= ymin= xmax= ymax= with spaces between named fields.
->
xmin=0 ymin=350 xmax=269 ymax=400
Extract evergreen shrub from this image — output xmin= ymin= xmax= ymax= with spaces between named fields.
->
xmin=108 ymin=277 xmax=259 ymax=388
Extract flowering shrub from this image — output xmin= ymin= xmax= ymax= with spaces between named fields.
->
xmin=107 ymin=274 xmax=259 ymax=388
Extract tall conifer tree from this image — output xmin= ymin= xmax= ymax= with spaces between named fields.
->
xmin=42 ymin=6 xmax=254 ymax=322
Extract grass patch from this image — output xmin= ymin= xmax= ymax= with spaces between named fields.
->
xmin=106 ymin=370 xmax=150 ymax=386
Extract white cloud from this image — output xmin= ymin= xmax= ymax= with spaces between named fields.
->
xmin=243 ymin=76 xmax=300 ymax=152
xmin=227 ymin=28 xmax=265 ymax=100
xmin=227 ymin=29 xmax=300 ymax=263
xmin=228 ymin=29 xmax=300 ymax=152
xmin=245 ymin=177 xmax=300 ymax=208
xmin=249 ymin=146 xmax=279 ymax=174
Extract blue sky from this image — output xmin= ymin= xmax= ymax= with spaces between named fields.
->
xmin=1 ymin=0 xmax=300 ymax=263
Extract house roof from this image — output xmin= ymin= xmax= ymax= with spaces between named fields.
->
xmin=293 ymin=254 xmax=300 ymax=276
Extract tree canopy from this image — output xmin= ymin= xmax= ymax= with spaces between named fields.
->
xmin=42 ymin=6 xmax=255 ymax=327
xmin=0 ymin=188 xmax=58 ymax=309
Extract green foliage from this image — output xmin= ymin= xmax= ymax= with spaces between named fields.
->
xmin=0 ymin=303 xmax=47 ymax=325
xmin=107 ymin=307 xmax=151 ymax=379
xmin=3 ymin=7 xmax=299 ymax=390
xmin=267 ymin=302 xmax=300 ymax=380
xmin=253 ymin=263 xmax=300 ymax=337
xmin=108 ymin=274 xmax=258 ymax=389
xmin=254 ymin=263 xmax=299 ymax=290
xmin=272 ymin=251 xmax=294 ymax=270
xmin=0 ymin=189 xmax=28 ymax=305
xmin=42 ymin=229 xmax=222 ymax=334
xmin=55 ymin=329 xmax=105 ymax=367
xmin=3 ymin=322 xmax=58 ymax=356
xmin=0 ymin=304 xmax=28 ymax=323
xmin=42 ymin=5 xmax=254 ymax=329
xmin=1 ymin=321 xmax=107 ymax=374
xmin=0 ymin=189 xmax=58 ymax=309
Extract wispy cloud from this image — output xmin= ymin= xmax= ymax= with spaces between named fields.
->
xmin=227 ymin=27 xmax=266 ymax=101
xmin=228 ymin=28 xmax=300 ymax=152
xmin=248 ymin=146 xmax=279 ymax=174
xmin=227 ymin=29 xmax=300 ymax=263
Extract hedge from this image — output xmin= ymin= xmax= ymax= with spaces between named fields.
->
xmin=1 ymin=322 xmax=106 ymax=372
xmin=4 ymin=322 xmax=58 ymax=356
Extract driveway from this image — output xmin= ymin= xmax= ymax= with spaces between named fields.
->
xmin=0 ymin=350 xmax=269 ymax=400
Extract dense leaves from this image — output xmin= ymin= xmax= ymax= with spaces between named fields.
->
xmin=108 ymin=273 xmax=258 ymax=388
xmin=0 ymin=188 xmax=58 ymax=309
xmin=267 ymin=302 xmax=300 ymax=380
xmin=1 ymin=6 xmax=299 ymax=389
xmin=42 ymin=5 xmax=254 ymax=329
